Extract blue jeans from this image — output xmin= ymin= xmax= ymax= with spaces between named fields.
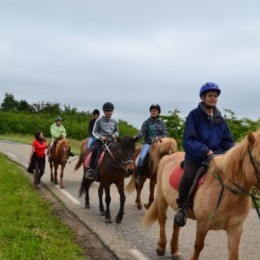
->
xmin=137 ymin=144 xmax=150 ymax=175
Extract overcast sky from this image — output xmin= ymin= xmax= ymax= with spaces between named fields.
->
xmin=0 ymin=0 xmax=259 ymax=128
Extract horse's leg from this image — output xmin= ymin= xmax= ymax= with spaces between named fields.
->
xmin=59 ymin=165 xmax=65 ymax=189
xmin=226 ymin=224 xmax=243 ymax=260
xmin=115 ymin=182 xmax=126 ymax=224
xmin=171 ymin=224 xmax=181 ymax=256
xmin=144 ymin=178 xmax=155 ymax=209
xmin=190 ymin=222 xmax=209 ymax=260
xmin=135 ymin=182 xmax=143 ymax=210
xmin=98 ymin=183 xmax=105 ymax=216
xmin=156 ymin=197 xmax=168 ymax=256
xmin=54 ymin=164 xmax=58 ymax=185
xmin=50 ymin=162 xmax=54 ymax=182
xmin=104 ymin=185 xmax=112 ymax=223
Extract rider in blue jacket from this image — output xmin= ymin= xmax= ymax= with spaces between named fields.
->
xmin=174 ymin=82 xmax=234 ymax=227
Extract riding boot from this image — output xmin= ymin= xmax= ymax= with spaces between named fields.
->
xmin=135 ymin=166 xmax=142 ymax=185
xmin=174 ymin=199 xmax=187 ymax=227
xmin=85 ymin=150 xmax=98 ymax=179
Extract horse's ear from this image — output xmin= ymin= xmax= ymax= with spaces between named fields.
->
xmin=247 ymin=132 xmax=255 ymax=145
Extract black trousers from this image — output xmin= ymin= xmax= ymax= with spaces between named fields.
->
xmin=34 ymin=156 xmax=46 ymax=185
xmin=178 ymin=160 xmax=201 ymax=207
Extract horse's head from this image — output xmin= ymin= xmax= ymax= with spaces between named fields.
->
xmin=56 ymin=139 xmax=70 ymax=164
xmin=115 ymin=136 xmax=137 ymax=176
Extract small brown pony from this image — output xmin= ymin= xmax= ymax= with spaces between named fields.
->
xmin=75 ymin=136 xmax=137 ymax=224
xmin=143 ymin=131 xmax=260 ymax=260
xmin=125 ymin=137 xmax=177 ymax=209
xmin=49 ymin=138 xmax=71 ymax=189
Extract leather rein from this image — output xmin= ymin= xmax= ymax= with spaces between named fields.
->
xmin=103 ymin=142 xmax=135 ymax=171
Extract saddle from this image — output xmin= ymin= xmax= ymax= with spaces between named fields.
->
xmin=169 ymin=162 xmax=208 ymax=210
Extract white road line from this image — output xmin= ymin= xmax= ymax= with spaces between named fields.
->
xmin=7 ymin=152 xmax=17 ymax=159
xmin=128 ymin=249 xmax=150 ymax=260
xmin=55 ymin=185 xmax=81 ymax=205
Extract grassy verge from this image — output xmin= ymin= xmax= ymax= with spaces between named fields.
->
xmin=0 ymin=133 xmax=82 ymax=155
xmin=0 ymin=153 xmax=85 ymax=259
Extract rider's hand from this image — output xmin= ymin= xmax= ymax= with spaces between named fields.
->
xmin=207 ymin=150 xmax=213 ymax=156
xmin=100 ymin=136 xmax=106 ymax=142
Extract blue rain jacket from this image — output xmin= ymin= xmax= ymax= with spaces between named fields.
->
xmin=183 ymin=102 xmax=234 ymax=163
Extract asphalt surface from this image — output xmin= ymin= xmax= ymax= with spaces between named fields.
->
xmin=0 ymin=140 xmax=260 ymax=260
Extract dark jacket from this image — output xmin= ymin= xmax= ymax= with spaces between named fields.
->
xmin=183 ymin=102 xmax=234 ymax=163
xmin=88 ymin=118 xmax=97 ymax=137
xmin=136 ymin=117 xmax=167 ymax=145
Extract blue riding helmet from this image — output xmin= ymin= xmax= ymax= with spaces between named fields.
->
xmin=199 ymin=82 xmax=221 ymax=97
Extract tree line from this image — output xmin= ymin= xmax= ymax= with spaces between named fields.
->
xmin=1 ymin=93 xmax=260 ymax=147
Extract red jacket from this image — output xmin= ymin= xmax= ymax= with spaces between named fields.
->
xmin=32 ymin=140 xmax=48 ymax=158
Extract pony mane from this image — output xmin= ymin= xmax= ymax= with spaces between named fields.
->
xmin=55 ymin=139 xmax=70 ymax=154
xmin=149 ymin=138 xmax=178 ymax=175
xmin=212 ymin=131 xmax=260 ymax=185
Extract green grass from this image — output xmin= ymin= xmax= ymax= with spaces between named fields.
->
xmin=0 ymin=153 xmax=85 ymax=259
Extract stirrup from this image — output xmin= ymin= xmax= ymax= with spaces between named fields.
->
xmin=85 ymin=169 xmax=94 ymax=179
xmin=174 ymin=208 xmax=187 ymax=227
xmin=135 ymin=175 xmax=142 ymax=185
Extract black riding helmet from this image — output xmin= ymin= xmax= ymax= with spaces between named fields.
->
xmin=92 ymin=109 xmax=100 ymax=116
xmin=149 ymin=104 xmax=161 ymax=114
xmin=103 ymin=102 xmax=114 ymax=111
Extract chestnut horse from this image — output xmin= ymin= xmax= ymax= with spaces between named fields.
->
xmin=49 ymin=138 xmax=71 ymax=189
xmin=75 ymin=136 xmax=137 ymax=223
xmin=143 ymin=131 xmax=260 ymax=260
xmin=125 ymin=137 xmax=177 ymax=209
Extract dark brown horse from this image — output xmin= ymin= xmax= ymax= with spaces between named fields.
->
xmin=75 ymin=136 xmax=137 ymax=223
xmin=125 ymin=137 xmax=177 ymax=209
xmin=49 ymin=138 xmax=71 ymax=189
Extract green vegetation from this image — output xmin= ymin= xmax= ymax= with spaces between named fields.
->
xmin=1 ymin=92 xmax=260 ymax=149
xmin=0 ymin=153 xmax=85 ymax=259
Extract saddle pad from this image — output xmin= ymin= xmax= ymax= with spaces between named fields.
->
xmin=169 ymin=166 xmax=184 ymax=191
xmin=169 ymin=166 xmax=206 ymax=192
xmin=84 ymin=151 xmax=105 ymax=168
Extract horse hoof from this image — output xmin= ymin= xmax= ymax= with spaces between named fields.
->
xmin=144 ymin=203 xmax=150 ymax=209
xmin=115 ymin=216 xmax=122 ymax=224
xmin=54 ymin=181 xmax=58 ymax=185
xmin=156 ymin=247 xmax=165 ymax=256
xmin=137 ymin=204 xmax=142 ymax=210
xmin=100 ymin=211 xmax=105 ymax=216
xmin=85 ymin=204 xmax=90 ymax=209
xmin=105 ymin=218 xmax=112 ymax=223
xmin=60 ymin=185 xmax=64 ymax=189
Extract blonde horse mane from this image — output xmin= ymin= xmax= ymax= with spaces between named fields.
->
xmin=212 ymin=132 xmax=260 ymax=185
xmin=149 ymin=137 xmax=178 ymax=175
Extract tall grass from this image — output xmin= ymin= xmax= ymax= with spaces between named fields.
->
xmin=0 ymin=153 xmax=85 ymax=259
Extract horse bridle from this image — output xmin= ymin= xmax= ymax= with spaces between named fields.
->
xmin=103 ymin=142 xmax=135 ymax=171
xmin=211 ymin=148 xmax=260 ymax=220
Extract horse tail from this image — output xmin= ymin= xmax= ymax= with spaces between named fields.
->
xmin=78 ymin=173 xmax=86 ymax=197
xmin=142 ymin=196 xmax=159 ymax=226
xmin=125 ymin=174 xmax=135 ymax=194
xmin=74 ymin=154 xmax=83 ymax=171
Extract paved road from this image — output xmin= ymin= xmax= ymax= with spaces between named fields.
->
xmin=1 ymin=140 xmax=260 ymax=260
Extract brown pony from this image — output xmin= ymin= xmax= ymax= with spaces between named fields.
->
xmin=75 ymin=136 xmax=137 ymax=224
xmin=125 ymin=137 xmax=177 ymax=209
xmin=49 ymin=138 xmax=71 ymax=189
xmin=143 ymin=131 xmax=260 ymax=260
